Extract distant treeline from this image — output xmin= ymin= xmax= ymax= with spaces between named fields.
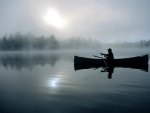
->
xmin=0 ymin=32 xmax=101 ymax=50
xmin=104 ymin=40 xmax=150 ymax=48
xmin=0 ymin=32 xmax=59 ymax=50
xmin=0 ymin=32 xmax=149 ymax=50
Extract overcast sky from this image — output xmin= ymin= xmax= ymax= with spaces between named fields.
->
xmin=0 ymin=0 xmax=150 ymax=42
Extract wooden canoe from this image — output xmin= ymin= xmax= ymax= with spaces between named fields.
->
xmin=74 ymin=54 xmax=149 ymax=72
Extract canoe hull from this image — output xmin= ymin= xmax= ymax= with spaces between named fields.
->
xmin=74 ymin=54 xmax=149 ymax=72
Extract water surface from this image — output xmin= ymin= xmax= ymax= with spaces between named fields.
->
xmin=0 ymin=49 xmax=150 ymax=113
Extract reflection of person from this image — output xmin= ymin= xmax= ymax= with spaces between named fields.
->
xmin=107 ymin=66 xmax=114 ymax=79
xmin=101 ymin=66 xmax=114 ymax=79
xmin=100 ymin=48 xmax=114 ymax=66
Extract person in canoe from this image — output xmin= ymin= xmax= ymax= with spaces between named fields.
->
xmin=100 ymin=48 xmax=114 ymax=79
xmin=100 ymin=48 xmax=114 ymax=66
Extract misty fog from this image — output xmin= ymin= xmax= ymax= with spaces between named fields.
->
xmin=0 ymin=32 xmax=150 ymax=52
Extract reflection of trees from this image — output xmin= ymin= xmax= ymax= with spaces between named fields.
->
xmin=0 ymin=54 xmax=59 ymax=70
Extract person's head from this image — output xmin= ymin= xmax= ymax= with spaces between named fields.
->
xmin=108 ymin=48 xmax=112 ymax=52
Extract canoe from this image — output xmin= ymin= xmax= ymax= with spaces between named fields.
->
xmin=74 ymin=54 xmax=149 ymax=72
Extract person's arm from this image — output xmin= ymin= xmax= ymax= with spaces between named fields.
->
xmin=100 ymin=53 xmax=107 ymax=56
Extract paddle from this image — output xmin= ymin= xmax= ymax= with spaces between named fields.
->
xmin=93 ymin=55 xmax=103 ymax=59
xmin=93 ymin=55 xmax=108 ymax=67
xmin=85 ymin=44 xmax=108 ymax=67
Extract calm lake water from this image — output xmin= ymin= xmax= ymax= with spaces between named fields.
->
xmin=0 ymin=49 xmax=150 ymax=113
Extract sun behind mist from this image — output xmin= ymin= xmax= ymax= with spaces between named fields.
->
xmin=42 ymin=8 xmax=67 ymax=29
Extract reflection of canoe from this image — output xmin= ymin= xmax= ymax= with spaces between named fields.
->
xmin=74 ymin=54 xmax=149 ymax=72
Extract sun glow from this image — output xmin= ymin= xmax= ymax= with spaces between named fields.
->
xmin=43 ymin=8 xmax=67 ymax=29
xmin=48 ymin=78 xmax=59 ymax=88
